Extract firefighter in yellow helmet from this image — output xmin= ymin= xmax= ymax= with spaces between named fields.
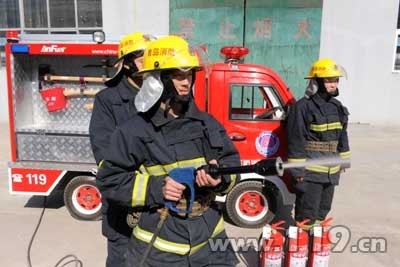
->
xmin=96 ymin=35 xmax=240 ymax=266
xmin=287 ymin=58 xmax=351 ymax=229
xmin=89 ymin=32 xmax=154 ymax=267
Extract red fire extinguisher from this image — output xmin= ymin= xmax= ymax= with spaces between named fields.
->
xmin=259 ymin=220 xmax=285 ymax=267
xmin=308 ymin=217 xmax=333 ymax=267
xmin=285 ymin=219 xmax=311 ymax=267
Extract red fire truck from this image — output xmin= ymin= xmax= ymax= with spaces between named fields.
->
xmin=6 ymin=32 xmax=296 ymax=228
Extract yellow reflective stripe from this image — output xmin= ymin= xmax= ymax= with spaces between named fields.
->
xmin=133 ymin=217 xmax=225 ymax=256
xmin=305 ymin=165 xmax=341 ymax=174
xmin=190 ymin=241 xmax=207 ymax=255
xmin=98 ymin=160 xmax=104 ymax=168
xmin=133 ymin=226 xmax=190 ymax=255
xmin=132 ymin=171 xmax=150 ymax=207
xmin=329 ymin=165 xmax=341 ymax=174
xmin=222 ymin=174 xmax=237 ymax=194
xmin=144 ymin=157 xmax=207 ymax=176
xmin=288 ymin=158 xmax=306 ymax=163
xmin=144 ymin=165 xmax=165 ymax=176
xmin=310 ymin=122 xmax=343 ymax=132
xmin=306 ymin=165 xmax=327 ymax=172
xmin=190 ymin=217 xmax=225 ymax=255
xmin=340 ymin=151 xmax=351 ymax=158
xmin=179 ymin=157 xmax=207 ymax=168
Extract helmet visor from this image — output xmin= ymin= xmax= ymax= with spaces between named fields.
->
xmin=134 ymin=71 xmax=163 ymax=112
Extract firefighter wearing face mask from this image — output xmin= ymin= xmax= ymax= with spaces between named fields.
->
xmin=89 ymin=32 xmax=153 ymax=267
xmin=96 ymin=35 xmax=240 ymax=267
xmin=287 ymin=58 xmax=351 ymax=229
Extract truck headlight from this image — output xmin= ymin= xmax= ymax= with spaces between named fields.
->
xmin=92 ymin=31 xmax=105 ymax=44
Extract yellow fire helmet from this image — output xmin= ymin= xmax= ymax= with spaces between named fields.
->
xmin=117 ymin=32 xmax=152 ymax=60
xmin=105 ymin=32 xmax=155 ymax=87
xmin=305 ymin=58 xmax=343 ymax=79
xmin=138 ymin=35 xmax=202 ymax=74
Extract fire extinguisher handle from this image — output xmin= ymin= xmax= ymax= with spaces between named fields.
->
xmin=320 ymin=217 xmax=333 ymax=227
xmin=271 ymin=220 xmax=286 ymax=230
xmin=296 ymin=219 xmax=311 ymax=229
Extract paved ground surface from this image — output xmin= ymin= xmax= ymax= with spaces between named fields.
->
xmin=0 ymin=122 xmax=399 ymax=267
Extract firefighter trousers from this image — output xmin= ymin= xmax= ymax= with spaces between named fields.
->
xmin=107 ymin=236 xmax=129 ymax=267
xmin=125 ymin=208 xmax=238 ymax=267
xmin=126 ymin=231 xmax=237 ymax=267
xmin=294 ymin=181 xmax=335 ymax=224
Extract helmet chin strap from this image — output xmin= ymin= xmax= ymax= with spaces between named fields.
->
xmin=123 ymin=58 xmax=139 ymax=76
xmin=123 ymin=58 xmax=143 ymax=87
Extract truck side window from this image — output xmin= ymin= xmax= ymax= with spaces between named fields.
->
xmin=229 ymin=84 xmax=285 ymax=121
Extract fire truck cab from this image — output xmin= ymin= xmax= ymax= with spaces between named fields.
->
xmin=6 ymin=34 xmax=295 ymax=228
xmin=194 ymin=46 xmax=296 ymax=227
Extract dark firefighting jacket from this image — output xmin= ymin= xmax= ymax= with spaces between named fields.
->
xmin=287 ymin=93 xmax=350 ymax=185
xmin=96 ymin=101 xmax=240 ymax=258
xmin=90 ymin=77 xmax=139 ymax=164
xmin=89 ymin=76 xmax=139 ymax=241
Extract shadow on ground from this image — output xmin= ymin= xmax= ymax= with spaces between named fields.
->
xmin=236 ymin=244 xmax=259 ymax=267
xmin=24 ymin=189 xmax=64 ymax=209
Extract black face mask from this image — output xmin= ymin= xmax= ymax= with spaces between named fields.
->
xmin=160 ymin=70 xmax=195 ymax=116
xmin=316 ymin=78 xmax=339 ymax=100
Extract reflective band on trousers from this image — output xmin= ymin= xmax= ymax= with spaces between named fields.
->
xmin=305 ymin=165 xmax=341 ymax=174
xmin=339 ymin=151 xmax=351 ymax=158
xmin=310 ymin=122 xmax=342 ymax=132
xmin=133 ymin=217 xmax=225 ymax=255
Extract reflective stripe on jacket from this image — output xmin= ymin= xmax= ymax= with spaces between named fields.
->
xmin=287 ymin=93 xmax=350 ymax=185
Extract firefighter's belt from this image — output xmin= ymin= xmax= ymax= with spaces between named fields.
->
xmin=305 ymin=141 xmax=338 ymax=152
xmin=173 ymin=197 xmax=211 ymax=218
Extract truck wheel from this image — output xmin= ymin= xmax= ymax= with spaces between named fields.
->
xmin=225 ymin=180 xmax=276 ymax=228
xmin=64 ymin=176 xmax=102 ymax=221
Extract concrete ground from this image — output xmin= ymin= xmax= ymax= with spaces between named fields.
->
xmin=0 ymin=122 xmax=399 ymax=267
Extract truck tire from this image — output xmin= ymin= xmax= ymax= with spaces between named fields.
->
xmin=64 ymin=175 xmax=102 ymax=221
xmin=225 ymin=180 xmax=276 ymax=228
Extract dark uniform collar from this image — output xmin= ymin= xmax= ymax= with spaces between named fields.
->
xmin=310 ymin=93 xmax=326 ymax=107
xmin=311 ymin=92 xmax=342 ymax=107
xmin=118 ymin=76 xmax=139 ymax=101
xmin=149 ymin=100 xmax=206 ymax=127
xmin=185 ymin=100 xmax=207 ymax=121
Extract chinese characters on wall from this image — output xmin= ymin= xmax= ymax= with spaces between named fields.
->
xmin=175 ymin=17 xmax=313 ymax=41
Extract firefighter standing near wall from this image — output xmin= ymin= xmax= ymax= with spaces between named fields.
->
xmin=89 ymin=32 xmax=152 ymax=267
xmin=96 ymin=35 xmax=240 ymax=266
xmin=287 ymin=58 xmax=351 ymax=229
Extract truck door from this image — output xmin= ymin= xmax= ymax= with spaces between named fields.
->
xmin=222 ymin=79 xmax=288 ymax=163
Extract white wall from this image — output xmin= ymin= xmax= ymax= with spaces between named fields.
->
xmin=102 ymin=0 xmax=169 ymax=40
xmin=320 ymin=0 xmax=400 ymax=125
